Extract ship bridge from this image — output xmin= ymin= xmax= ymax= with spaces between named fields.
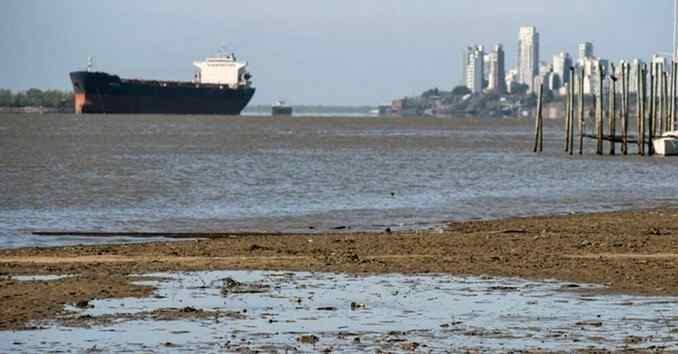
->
xmin=193 ymin=53 xmax=251 ymax=87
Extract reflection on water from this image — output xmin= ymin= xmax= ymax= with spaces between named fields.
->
xmin=1 ymin=271 xmax=676 ymax=352
xmin=1 ymin=113 xmax=677 ymax=248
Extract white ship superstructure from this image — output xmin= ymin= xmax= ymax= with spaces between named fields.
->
xmin=193 ymin=53 xmax=252 ymax=88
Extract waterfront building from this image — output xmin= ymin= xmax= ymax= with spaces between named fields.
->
xmin=517 ymin=26 xmax=540 ymax=91
xmin=628 ymin=58 xmax=644 ymax=93
xmin=505 ymin=69 xmax=519 ymax=93
xmin=465 ymin=45 xmax=485 ymax=94
xmin=582 ymin=57 xmax=608 ymax=95
xmin=578 ymin=42 xmax=594 ymax=64
xmin=652 ymin=54 xmax=669 ymax=71
xmin=553 ymin=52 xmax=573 ymax=89
xmin=483 ymin=53 xmax=492 ymax=84
xmin=547 ymin=72 xmax=561 ymax=92
xmin=487 ymin=44 xmax=507 ymax=94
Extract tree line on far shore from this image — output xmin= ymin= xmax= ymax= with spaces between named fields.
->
xmin=0 ymin=89 xmax=73 ymax=108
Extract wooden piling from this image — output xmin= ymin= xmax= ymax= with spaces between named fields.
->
xmin=564 ymin=81 xmax=571 ymax=152
xmin=578 ymin=67 xmax=585 ymax=155
xmin=672 ymin=61 xmax=677 ymax=131
xmin=662 ymin=71 xmax=668 ymax=134
xmin=596 ymin=62 xmax=604 ymax=155
xmin=661 ymin=65 xmax=665 ymax=132
xmin=569 ymin=67 xmax=576 ymax=155
xmin=533 ymin=84 xmax=544 ymax=153
xmin=648 ymin=64 xmax=655 ymax=156
xmin=638 ymin=65 xmax=645 ymax=155
xmin=642 ymin=65 xmax=648 ymax=155
xmin=620 ymin=63 xmax=628 ymax=155
xmin=635 ymin=64 xmax=641 ymax=154
xmin=539 ymin=84 xmax=544 ymax=152
xmin=609 ymin=63 xmax=617 ymax=155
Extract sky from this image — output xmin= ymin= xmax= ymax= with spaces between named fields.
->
xmin=0 ymin=0 xmax=675 ymax=105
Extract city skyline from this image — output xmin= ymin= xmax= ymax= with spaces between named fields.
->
xmin=1 ymin=0 xmax=677 ymax=105
xmin=461 ymin=24 xmax=678 ymax=97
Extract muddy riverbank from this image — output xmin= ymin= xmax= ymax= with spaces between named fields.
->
xmin=1 ymin=208 xmax=677 ymax=332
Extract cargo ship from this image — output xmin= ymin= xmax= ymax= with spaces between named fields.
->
xmin=69 ymin=53 xmax=255 ymax=115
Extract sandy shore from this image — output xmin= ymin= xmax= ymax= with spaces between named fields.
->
xmin=1 ymin=208 xmax=677 ymax=331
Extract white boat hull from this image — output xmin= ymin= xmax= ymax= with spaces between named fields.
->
xmin=652 ymin=133 xmax=678 ymax=156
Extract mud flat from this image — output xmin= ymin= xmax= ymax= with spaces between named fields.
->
xmin=2 ymin=270 xmax=678 ymax=353
xmin=0 ymin=209 xmax=677 ymax=351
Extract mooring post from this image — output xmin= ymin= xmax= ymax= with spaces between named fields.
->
xmin=661 ymin=65 xmax=665 ymax=132
xmin=578 ymin=67 xmax=585 ymax=154
xmin=569 ymin=67 xmax=576 ymax=155
xmin=596 ymin=62 xmax=604 ymax=155
xmin=564 ymin=81 xmax=571 ymax=152
xmin=539 ymin=83 xmax=544 ymax=152
xmin=533 ymin=84 xmax=543 ymax=153
xmin=609 ymin=63 xmax=617 ymax=155
xmin=625 ymin=63 xmax=631 ymax=155
xmin=672 ymin=61 xmax=678 ymax=131
xmin=636 ymin=64 xmax=641 ymax=154
xmin=662 ymin=71 xmax=669 ymax=134
xmin=638 ymin=64 xmax=647 ymax=155
xmin=648 ymin=64 xmax=656 ymax=156
xmin=671 ymin=61 xmax=676 ymax=131
xmin=621 ymin=62 xmax=628 ymax=155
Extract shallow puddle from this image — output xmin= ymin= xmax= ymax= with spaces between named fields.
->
xmin=1 ymin=271 xmax=677 ymax=353
xmin=12 ymin=274 xmax=75 ymax=282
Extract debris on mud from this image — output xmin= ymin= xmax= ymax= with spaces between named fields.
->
xmin=297 ymin=334 xmax=320 ymax=344
xmin=221 ymin=277 xmax=270 ymax=295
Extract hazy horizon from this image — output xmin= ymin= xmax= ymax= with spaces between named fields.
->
xmin=1 ymin=0 xmax=675 ymax=105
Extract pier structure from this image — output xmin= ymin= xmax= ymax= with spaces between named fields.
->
xmin=533 ymin=59 xmax=678 ymax=156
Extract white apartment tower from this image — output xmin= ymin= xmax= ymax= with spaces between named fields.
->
xmin=651 ymin=54 xmax=669 ymax=71
xmin=517 ymin=26 xmax=540 ymax=91
xmin=552 ymin=52 xmax=573 ymax=89
xmin=465 ymin=45 xmax=485 ymax=94
xmin=628 ymin=59 xmax=644 ymax=93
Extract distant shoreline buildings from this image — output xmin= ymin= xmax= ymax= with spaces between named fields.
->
xmin=460 ymin=25 xmax=671 ymax=97
xmin=517 ymin=26 xmax=540 ymax=91
xmin=386 ymin=24 xmax=676 ymax=118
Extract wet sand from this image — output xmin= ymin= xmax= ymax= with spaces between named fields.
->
xmin=1 ymin=208 xmax=677 ymax=332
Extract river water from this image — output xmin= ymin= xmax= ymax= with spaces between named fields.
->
xmin=1 ymin=113 xmax=677 ymax=248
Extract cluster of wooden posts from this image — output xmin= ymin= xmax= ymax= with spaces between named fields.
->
xmin=533 ymin=61 xmax=678 ymax=155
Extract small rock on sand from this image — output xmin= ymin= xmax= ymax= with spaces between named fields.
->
xmin=297 ymin=334 xmax=319 ymax=344
xmin=221 ymin=278 xmax=270 ymax=295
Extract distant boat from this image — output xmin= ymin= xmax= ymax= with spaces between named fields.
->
xmin=272 ymin=100 xmax=293 ymax=116
xmin=652 ymin=131 xmax=678 ymax=155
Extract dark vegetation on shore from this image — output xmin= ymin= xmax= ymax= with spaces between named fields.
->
xmin=0 ymin=89 xmax=73 ymax=108
xmin=387 ymin=84 xmax=566 ymax=117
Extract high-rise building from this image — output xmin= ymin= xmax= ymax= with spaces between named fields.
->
xmin=465 ymin=45 xmax=484 ymax=94
xmin=488 ymin=44 xmax=507 ymax=94
xmin=517 ymin=26 xmax=540 ymax=91
xmin=578 ymin=42 xmax=594 ymax=63
xmin=582 ymin=58 xmax=609 ymax=95
xmin=483 ymin=53 xmax=492 ymax=84
xmin=651 ymin=54 xmax=669 ymax=71
xmin=552 ymin=52 xmax=573 ymax=89
xmin=460 ymin=49 xmax=467 ymax=86
xmin=628 ymin=58 xmax=644 ymax=93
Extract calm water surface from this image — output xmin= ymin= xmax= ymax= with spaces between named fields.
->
xmin=1 ymin=113 xmax=676 ymax=248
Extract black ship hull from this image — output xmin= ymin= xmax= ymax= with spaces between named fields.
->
xmin=70 ymin=71 xmax=255 ymax=115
